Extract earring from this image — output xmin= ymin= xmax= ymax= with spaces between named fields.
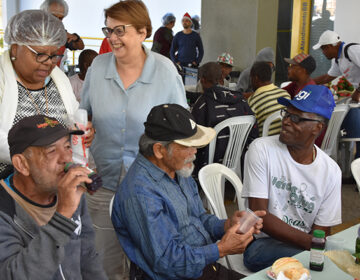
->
xmin=11 ymin=57 xmax=16 ymax=61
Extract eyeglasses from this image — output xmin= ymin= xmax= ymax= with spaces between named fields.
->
xmin=26 ymin=45 xmax=64 ymax=64
xmin=102 ymin=24 xmax=133 ymax=38
xmin=280 ymin=109 xmax=322 ymax=124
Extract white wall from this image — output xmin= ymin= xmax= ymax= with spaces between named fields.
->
xmin=334 ymin=0 xmax=360 ymax=43
xmin=7 ymin=0 xmax=200 ymax=41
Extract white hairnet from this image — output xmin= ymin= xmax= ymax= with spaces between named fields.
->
xmin=162 ymin=13 xmax=176 ymax=26
xmin=5 ymin=10 xmax=67 ymax=47
xmin=40 ymin=0 xmax=69 ymax=17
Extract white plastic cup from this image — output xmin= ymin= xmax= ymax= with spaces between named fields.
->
xmin=71 ymin=109 xmax=89 ymax=166
xmin=326 ymin=236 xmax=346 ymax=251
xmin=237 ymin=208 xmax=260 ymax=234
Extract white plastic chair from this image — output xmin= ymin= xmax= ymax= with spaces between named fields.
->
xmin=321 ymin=104 xmax=350 ymax=161
xmin=198 ymin=163 xmax=252 ymax=276
xmin=262 ymin=111 xmax=282 ymax=137
xmin=109 ymin=195 xmax=115 ymax=217
xmin=351 ymin=158 xmax=360 ymax=194
xmin=208 ymin=115 xmax=256 ymax=181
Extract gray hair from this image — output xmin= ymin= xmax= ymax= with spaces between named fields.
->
xmin=138 ymin=134 xmax=172 ymax=157
xmin=4 ymin=10 xmax=67 ymax=47
xmin=40 ymin=0 xmax=69 ymax=17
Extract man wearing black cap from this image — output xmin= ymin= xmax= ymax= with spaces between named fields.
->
xmin=112 ymin=104 xmax=265 ymax=280
xmin=241 ymin=85 xmax=342 ymax=272
xmin=0 ymin=115 xmax=106 ymax=279
xmin=282 ymin=53 xmax=317 ymax=99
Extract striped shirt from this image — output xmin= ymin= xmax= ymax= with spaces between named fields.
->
xmin=248 ymin=84 xmax=290 ymax=135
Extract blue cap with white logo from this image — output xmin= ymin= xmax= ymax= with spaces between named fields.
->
xmin=278 ymin=85 xmax=335 ymax=120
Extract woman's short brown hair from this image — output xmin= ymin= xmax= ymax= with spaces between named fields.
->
xmin=105 ymin=1 xmax=152 ymax=39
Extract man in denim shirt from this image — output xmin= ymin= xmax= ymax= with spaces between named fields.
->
xmin=112 ymin=104 xmax=265 ymax=280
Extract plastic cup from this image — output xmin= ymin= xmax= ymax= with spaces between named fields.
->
xmin=326 ymin=236 xmax=346 ymax=251
xmin=236 ymin=208 xmax=260 ymax=234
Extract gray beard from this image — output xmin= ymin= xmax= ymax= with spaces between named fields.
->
xmin=175 ymin=163 xmax=195 ymax=178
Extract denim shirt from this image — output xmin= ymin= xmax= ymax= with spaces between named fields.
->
xmin=111 ymin=154 xmax=225 ymax=280
xmin=80 ymin=46 xmax=188 ymax=191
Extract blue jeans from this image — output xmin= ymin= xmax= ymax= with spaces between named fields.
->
xmin=243 ymin=237 xmax=303 ymax=272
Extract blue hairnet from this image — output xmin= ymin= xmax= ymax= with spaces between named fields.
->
xmin=162 ymin=13 xmax=176 ymax=26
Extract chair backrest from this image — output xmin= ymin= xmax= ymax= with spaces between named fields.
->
xmin=351 ymin=158 xmax=360 ymax=194
xmin=321 ymin=104 xmax=349 ymax=160
xmin=198 ymin=163 xmax=246 ymax=218
xmin=208 ymin=115 xmax=256 ymax=179
xmin=262 ymin=110 xmax=282 ymax=137
xmin=109 ymin=195 xmax=115 ymax=217
xmin=198 ymin=163 xmax=252 ymax=276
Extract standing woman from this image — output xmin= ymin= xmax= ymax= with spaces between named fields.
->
xmin=80 ymin=1 xmax=187 ymax=279
xmin=151 ymin=13 xmax=176 ymax=58
xmin=0 ymin=10 xmax=94 ymax=178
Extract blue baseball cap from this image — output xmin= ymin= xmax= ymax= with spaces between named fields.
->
xmin=278 ymin=85 xmax=335 ymax=120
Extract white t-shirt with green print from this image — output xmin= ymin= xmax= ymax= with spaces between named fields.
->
xmin=242 ymin=136 xmax=342 ymax=236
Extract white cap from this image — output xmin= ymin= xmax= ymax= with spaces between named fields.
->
xmin=313 ymin=30 xmax=341 ymax=50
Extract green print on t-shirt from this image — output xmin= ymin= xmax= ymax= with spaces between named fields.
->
xmin=271 ymin=176 xmax=315 ymax=214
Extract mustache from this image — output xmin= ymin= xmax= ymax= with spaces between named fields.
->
xmin=184 ymin=155 xmax=196 ymax=164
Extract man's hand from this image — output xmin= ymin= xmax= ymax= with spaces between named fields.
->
xmin=66 ymin=32 xmax=84 ymax=50
xmin=224 ymin=210 xmax=266 ymax=233
xmin=217 ymin=224 xmax=254 ymax=257
xmin=56 ymin=165 xmax=92 ymax=218
xmin=242 ymin=92 xmax=254 ymax=99
xmin=352 ymin=89 xmax=360 ymax=102
xmin=84 ymin=121 xmax=95 ymax=147
xmin=67 ymin=32 xmax=80 ymax=43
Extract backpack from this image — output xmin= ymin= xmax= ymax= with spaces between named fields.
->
xmin=336 ymin=43 xmax=359 ymax=64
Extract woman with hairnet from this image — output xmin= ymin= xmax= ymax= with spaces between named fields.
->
xmin=40 ymin=0 xmax=85 ymax=67
xmin=235 ymin=47 xmax=275 ymax=98
xmin=0 ymin=10 xmax=94 ymax=178
xmin=151 ymin=13 xmax=176 ymax=58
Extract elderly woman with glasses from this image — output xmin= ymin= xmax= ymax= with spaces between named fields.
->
xmin=0 ymin=10 xmax=94 ymax=178
xmin=80 ymin=1 xmax=187 ymax=279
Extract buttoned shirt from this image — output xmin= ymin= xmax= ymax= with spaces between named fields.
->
xmin=111 ymin=154 xmax=225 ymax=280
xmin=80 ymin=47 xmax=188 ymax=191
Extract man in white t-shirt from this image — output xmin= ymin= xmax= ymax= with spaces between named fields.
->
xmin=313 ymin=30 xmax=360 ymax=101
xmin=242 ymin=85 xmax=342 ymax=272
xmin=313 ymin=30 xmax=360 ymax=159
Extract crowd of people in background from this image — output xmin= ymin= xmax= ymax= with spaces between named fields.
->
xmin=0 ymin=0 xmax=358 ymax=279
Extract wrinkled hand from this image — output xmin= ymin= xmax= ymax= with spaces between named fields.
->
xmin=217 ymin=224 xmax=254 ymax=257
xmin=352 ymin=89 xmax=360 ymax=102
xmin=225 ymin=210 xmax=266 ymax=233
xmin=84 ymin=121 xmax=95 ymax=147
xmin=56 ymin=165 xmax=92 ymax=218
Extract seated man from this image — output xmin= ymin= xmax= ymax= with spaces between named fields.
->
xmin=0 ymin=115 xmax=107 ymax=279
xmin=112 ymin=104 xmax=265 ymax=280
xmin=242 ymin=85 xmax=342 ymax=272
xmin=282 ymin=53 xmax=316 ymax=99
xmin=248 ymin=61 xmax=291 ymax=136
xmin=192 ymin=62 xmax=258 ymax=176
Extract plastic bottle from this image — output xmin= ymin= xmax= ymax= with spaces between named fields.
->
xmin=64 ymin=162 xmax=102 ymax=192
xmin=310 ymin=229 xmax=326 ymax=271
xmin=71 ymin=109 xmax=89 ymax=166
xmin=356 ymin=226 xmax=360 ymax=264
